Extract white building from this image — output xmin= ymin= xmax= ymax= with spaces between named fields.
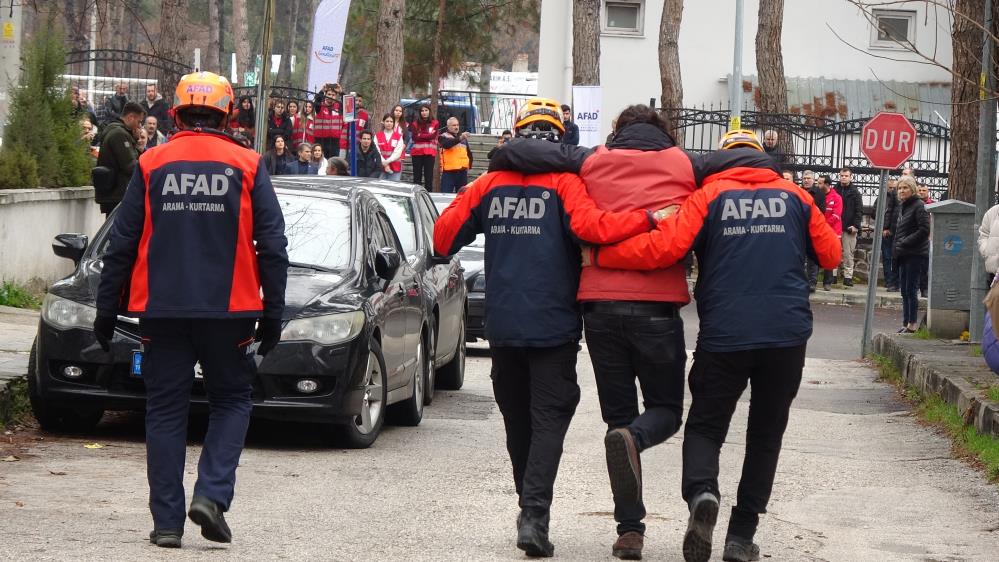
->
xmin=539 ymin=0 xmax=954 ymax=138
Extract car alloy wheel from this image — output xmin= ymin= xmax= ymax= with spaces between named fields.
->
xmin=356 ymin=348 xmax=385 ymax=435
xmin=413 ymin=338 xmax=425 ymax=408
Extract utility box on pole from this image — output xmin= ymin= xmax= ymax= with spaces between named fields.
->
xmin=927 ymin=200 xmax=976 ymax=338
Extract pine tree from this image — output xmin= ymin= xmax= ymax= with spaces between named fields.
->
xmin=1 ymin=21 xmax=90 ymax=188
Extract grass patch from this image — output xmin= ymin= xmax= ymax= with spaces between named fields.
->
xmin=870 ymin=353 xmax=999 ymax=481
xmin=0 ymin=281 xmax=41 ymax=310
xmin=912 ymin=326 xmax=932 ymax=340
xmin=988 ymin=386 xmax=999 ymax=403
xmin=971 ymin=345 xmax=983 ymax=357
xmin=0 ymin=378 xmax=30 ymax=429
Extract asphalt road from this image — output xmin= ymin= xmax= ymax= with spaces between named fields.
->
xmin=3 ymin=331 xmax=999 ymax=560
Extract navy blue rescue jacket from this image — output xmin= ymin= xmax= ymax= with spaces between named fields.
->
xmin=434 ymin=170 xmax=657 ymax=347
xmin=97 ymin=130 xmax=289 ymax=319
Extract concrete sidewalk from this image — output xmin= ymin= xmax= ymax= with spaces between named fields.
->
xmin=0 ymin=305 xmax=37 ymax=420
xmin=873 ymin=332 xmax=999 ymax=440
xmin=687 ymin=277 xmax=921 ymax=309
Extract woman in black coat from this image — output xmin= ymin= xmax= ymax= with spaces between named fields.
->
xmin=266 ymin=98 xmax=293 ymax=149
xmin=893 ymin=176 xmax=930 ymax=333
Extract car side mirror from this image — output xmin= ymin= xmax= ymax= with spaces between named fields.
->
xmin=374 ymin=247 xmax=402 ymax=280
xmin=52 ymin=233 xmax=88 ymax=265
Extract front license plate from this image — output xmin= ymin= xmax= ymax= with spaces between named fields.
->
xmin=131 ymin=351 xmax=143 ymax=378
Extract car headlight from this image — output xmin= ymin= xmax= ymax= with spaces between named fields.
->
xmin=41 ymin=294 xmax=98 ymax=330
xmin=472 ymin=274 xmax=486 ymax=292
xmin=281 ymin=311 xmax=365 ymax=345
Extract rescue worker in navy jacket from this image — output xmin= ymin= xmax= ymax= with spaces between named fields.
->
xmin=94 ymin=71 xmax=289 ymax=549
xmin=433 ymin=98 xmax=672 ymax=559
xmin=488 ymin=104 xmax=701 ymax=560
xmin=584 ymin=130 xmax=841 ymax=562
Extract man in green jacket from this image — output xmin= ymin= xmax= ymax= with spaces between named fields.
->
xmin=95 ymin=101 xmax=146 ymax=216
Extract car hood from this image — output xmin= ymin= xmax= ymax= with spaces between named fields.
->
xmin=458 ymin=246 xmax=484 ymax=281
xmin=52 ymin=260 xmax=365 ymax=321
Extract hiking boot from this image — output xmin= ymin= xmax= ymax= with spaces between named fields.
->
xmin=682 ymin=492 xmax=719 ymax=562
xmin=517 ymin=507 xmax=554 ymax=558
xmin=605 ymin=428 xmax=642 ymax=506
xmin=722 ymin=536 xmax=761 ymax=562
xmin=612 ymin=531 xmax=644 ymax=560
xmin=148 ymin=529 xmax=183 ymax=548
xmin=188 ymin=495 xmax=232 ymax=544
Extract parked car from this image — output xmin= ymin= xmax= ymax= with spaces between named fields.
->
xmin=365 ymin=181 xmax=467 ymax=397
xmin=30 ymin=179 xmax=435 ymax=448
xmin=430 ymin=192 xmax=486 ymax=342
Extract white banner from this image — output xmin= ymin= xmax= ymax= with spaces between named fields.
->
xmin=306 ymin=0 xmax=352 ymax=93
xmin=572 ymin=85 xmax=603 ymax=148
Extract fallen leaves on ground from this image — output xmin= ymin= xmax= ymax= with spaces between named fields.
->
xmin=48 ymin=470 xmax=67 ymax=476
xmin=1 ymin=455 xmax=19 ymax=462
xmin=83 ymin=443 xmax=103 ymax=449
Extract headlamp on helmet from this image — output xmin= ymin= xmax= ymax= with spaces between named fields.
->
xmin=719 ymin=129 xmax=764 ymax=152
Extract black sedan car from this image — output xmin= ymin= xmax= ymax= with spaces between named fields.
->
xmin=30 ymin=180 xmax=435 ymax=448
xmin=430 ymin=193 xmax=486 ymax=342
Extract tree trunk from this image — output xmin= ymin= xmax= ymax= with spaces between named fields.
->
xmin=206 ymin=0 xmax=222 ymax=73
xmin=233 ymin=0 xmax=251 ymax=83
xmin=429 ymin=0 xmax=446 ymax=192
xmin=948 ymin=0 xmax=985 ymax=204
xmin=372 ymin=0 xmax=406 ymax=121
xmin=276 ymin=0 xmax=296 ymax=85
xmin=658 ymin=0 xmax=683 ymax=141
xmin=479 ymin=63 xmax=494 ymax=134
xmin=756 ymin=0 xmax=788 ymax=152
xmin=572 ymin=0 xmax=600 ymax=85
xmin=303 ymin=0 xmax=322 ymax=90
xmin=159 ymin=0 xmax=188 ymax=90
xmin=62 ymin=0 xmax=89 ymax=53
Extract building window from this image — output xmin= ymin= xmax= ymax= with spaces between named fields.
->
xmin=870 ymin=9 xmax=916 ymax=49
xmin=602 ymin=0 xmax=644 ymax=37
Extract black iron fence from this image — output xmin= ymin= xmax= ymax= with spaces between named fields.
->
xmin=663 ymin=108 xmax=952 ymax=204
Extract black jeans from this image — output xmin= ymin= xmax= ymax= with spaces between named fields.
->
xmin=898 ymin=255 xmax=920 ymax=325
xmin=583 ymin=304 xmax=686 ymax=535
xmin=881 ymin=236 xmax=898 ymax=288
xmin=805 ymin=259 xmax=835 ymax=288
xmin=491 ymin=342 xmax=581 ymax=511
xmin=317 ymin=137 xmax=340 ymax=159
xmin=681 ymin=344 xmax=805 ymax=541
xmin=411 ymin=155 xmax=435 ymax=192
xmin=139 ymin=318 xmax=257 ymax=530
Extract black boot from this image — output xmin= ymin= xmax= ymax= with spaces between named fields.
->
xmin=188 ymin=495 xmax=232 ymax=543
xmin=517 ymin=507 xmax=554 ymax=558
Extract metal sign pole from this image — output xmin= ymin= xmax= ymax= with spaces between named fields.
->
xmin=970 ymin=0 xmax=995 ymax=342
xmin=729 ymin=0 xmax=745 ymax=130
xmin=862 ymin=169 xmax=890 ymax=357
xmin=350 ymin=121 xmax=357 ymax=176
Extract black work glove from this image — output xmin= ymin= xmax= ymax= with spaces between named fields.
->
xmin=93 ymin=314 xmax=116 ymax=352
xmin=254 ymin=318 xmax=283 ymax=357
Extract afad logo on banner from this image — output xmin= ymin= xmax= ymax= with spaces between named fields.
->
xmin=314 ymin=43 xmax=343 ymax=65
xmin=306 ymin=0 xmax=352 ymax=92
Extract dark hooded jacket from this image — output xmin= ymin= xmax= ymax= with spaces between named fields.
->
xmin=95 ymin=119 xmax=139 ymax=205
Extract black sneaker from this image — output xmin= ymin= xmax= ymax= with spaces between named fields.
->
xmin=722 ymin=536 xmax=761 ymax=562
xmin=605 ymin=428 xmax=642 ymax=507
xmin=149 ymin=529 xmax=183 ymax=548
xmin=682 ymin=492 xmax=719 ymax=562
xmin=188 ymin=495 xmax=232 ymax=544
xmin=843 ymin=278 xmax=854 ymax=287
xmin=517 ymin=507 xmax=554 ymax=558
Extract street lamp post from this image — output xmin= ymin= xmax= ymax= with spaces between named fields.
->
xmin=971 ymin=0 xmax=995 ymax=342
xmin=729 ymin=0 xmax=745 ymax=131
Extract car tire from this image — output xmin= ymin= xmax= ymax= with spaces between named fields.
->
xmin=389 ymin=332 xmax=427 ymax=427
xmin=335 ymin=338 xmax=388 ymax=449
xmin=27 ymin=341 xmax=104 ymax=433
xmin=436 ymin=317 xmax=465 ymax=390
xmin=423 ymin=321 xmax=436 ymax=406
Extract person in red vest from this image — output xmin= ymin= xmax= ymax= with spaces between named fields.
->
xmin=488 ymin=104 xmax=702 ymax=560
xmin=290 ymin=100 xmax=314 ymax=150
xmin=376 ymin=113 xmax=405 ymax=181
xmin=409 ymin=104 xmax=439 ymax=192
xmin=313 ymin=85 xmax=342 ymax=158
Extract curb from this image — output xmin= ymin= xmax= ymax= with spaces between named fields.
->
xmin=873 ymin=333 xmax=999 ymax=439
xmin=0 ymin=373 xmax=27 ymax=428
xmin=0 ymin=305 xmax=40 ymax=318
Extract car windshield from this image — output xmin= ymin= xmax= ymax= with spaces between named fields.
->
xmin=430 ymin=194 xmax=484 ymax=248
xmin=373 ymin=194 xmax=417 ymax=256
xmin=279 ymin=194 xmax=352 ymax=270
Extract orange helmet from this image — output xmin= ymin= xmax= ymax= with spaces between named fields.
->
xmin=515 ymin=97 xmax=565 ymax=140
xmin=719 ymin=129 xmax=764 ymax=152
xmin=173 ymin=71 xmax=234 ymax=128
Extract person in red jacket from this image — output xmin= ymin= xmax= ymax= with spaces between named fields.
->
xmin=94 ymin=71 xmax=288 ymax=549
xmin=434 ymin=98 xmax=673 ymax=559
xmin=313 ymin=85 xmax=342 ymax=158
xmin=583 ymin=130 xmax=841 ymax=562
xmin=409 ymin=104 xmax=439 ymax=191
xmin=488 ymin=104 xmax=701 ymax=560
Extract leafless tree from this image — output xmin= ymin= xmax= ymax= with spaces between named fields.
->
xmin=206 ymin=0 xmax=222 ymax=73
xmin=572 ymin=0 xmax=600 ymax=85
xmin=372 ymin=0 xmax=407 ymax=120
xmin=233 ymin=0 xmax=251 ymax=80
xmin=159 ymin=0 xmax=188 ymax=88
xmin=756 ymin=0 xmax=788 ymax=131
xmin=659 ymin=0 xmax=683 ymax=139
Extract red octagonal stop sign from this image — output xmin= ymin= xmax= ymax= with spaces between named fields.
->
xmin=861 ymin=112 xmax=917 ymax=169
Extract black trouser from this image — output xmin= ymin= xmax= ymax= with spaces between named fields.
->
xmin=681 ymin=344 xmax=805 ymax=541
xmin=918 ymin=254 xmax=929 ymax=293
xmin=411 ymin=155 xmax=435 ymax=192
xmin=882 ymin=236 xmax=898 ymax=288
xmin=490 ymin=342 xmax=581 ymax=511
xmin=139 ymin=318 xmax=257 ymax=531
xmin=583 ymin=301 xmax=686 ymax=535
xmin=805 ymin=259 xmax=834 ymax=288
xmin=317 ymin=137 xmax=340 ymax=159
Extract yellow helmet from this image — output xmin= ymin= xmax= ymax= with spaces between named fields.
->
xmin=515 ymin=97 xmax=565 ymax=140
xmin=173 ymin=71 xmax=234 ymax=128
xmin=719 ymin=129 xmax=764 ymax=152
